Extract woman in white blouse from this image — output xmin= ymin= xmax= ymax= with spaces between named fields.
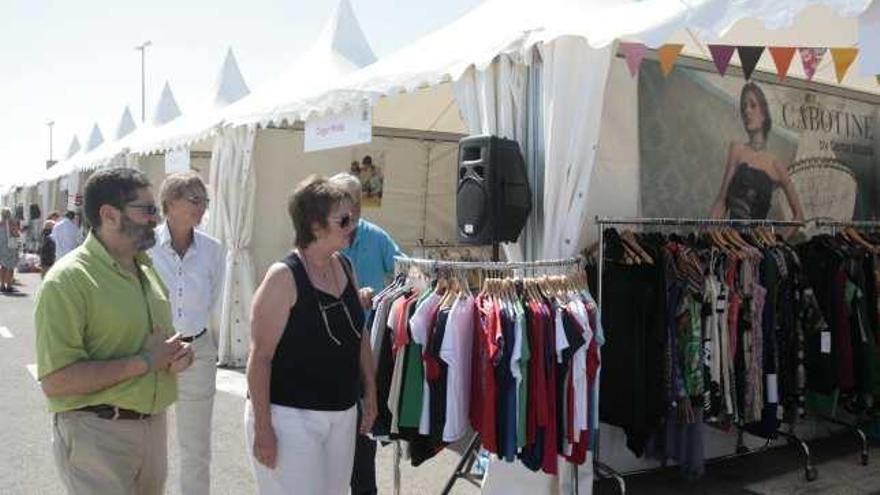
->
xmin=149 ymin=171 xmax=225 ymax=495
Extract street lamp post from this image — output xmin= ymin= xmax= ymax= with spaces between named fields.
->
xmin=47 ymin=121 xmax=54 ymax=162
xmin=134 ymin=40 xmax=152 ymax=122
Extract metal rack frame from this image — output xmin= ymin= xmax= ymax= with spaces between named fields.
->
xmin=807 ymin=218 xmax=880 ymax=467
xmin=593 ymin=216 xmax=821 ymax=485
xmin=388 ymin=255 xmax=587 ymax=495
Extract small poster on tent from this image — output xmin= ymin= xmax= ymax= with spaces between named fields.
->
xmin=348 ymin=148 xmax=385 ymax=208
xmin=638 ymin=60 xmax=879 ymax=236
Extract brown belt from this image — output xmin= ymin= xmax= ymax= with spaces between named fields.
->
xmin=181 ymin=328 xmax=207 ymax=343
xmin=76 ymin=404 xmax=152 ymax=420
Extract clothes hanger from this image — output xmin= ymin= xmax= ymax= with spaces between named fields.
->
xmin=620 ymin=229 xmax=654 ymax=265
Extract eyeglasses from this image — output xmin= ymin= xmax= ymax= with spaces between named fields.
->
xmin=331 ymin=213 xmax=352 ymax=230
xmin=126 ymin=203 xmax=159 ymax=216
xmin=186 ymin=195 xmax=210 ymax=207
xmin=317 ymin=299 xmax=361 ymax=346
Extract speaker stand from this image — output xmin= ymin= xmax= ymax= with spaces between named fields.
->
xmin=492 ymin=243 xmax=500 ymax=262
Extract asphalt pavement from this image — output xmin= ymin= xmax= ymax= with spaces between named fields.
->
xmin=0 ymin=272 xmax=480 ymax=495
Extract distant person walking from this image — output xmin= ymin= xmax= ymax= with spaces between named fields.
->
xmin=0 ymin=207 xmax=20 ymax=293
xmin=51 ymin=210 xmax=81 ymax=259
xmin=35 ymin=167 xmax=194 ymax=495
xmin=149 ymin=171 xmax=225 ymax=495
xmin=39 ymin=219 xmax=56 ymax=278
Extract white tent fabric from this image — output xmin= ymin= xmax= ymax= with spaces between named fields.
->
xmin=858 ymin=0 xmax=880 ymax=73
xmin=206 ymin=125 xmax=257 ymax=366
xmin=115 ymin=106 xmax=137 ymax=140
xmin=213 ymin=48 xmax=251 ymax=109
xmin=540 ymin=37 xmax=615 ymax=260
xmin=221 ymin=0 xmax=376 ymax=127
xmin=452 ymin=55 xmax=530 ymax=261
xmin=152 ymin=82 xmax=182 ymax=126
xmin=66 ymin=136 xmax=81 ymax=159
xmin=85 ymin=123 xmax=104 ymax=152
xmin=127 ymin=48 xmax=250 ymax=155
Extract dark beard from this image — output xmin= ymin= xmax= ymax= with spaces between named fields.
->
xmin=120 ymin=215 xmax=156 ymax=251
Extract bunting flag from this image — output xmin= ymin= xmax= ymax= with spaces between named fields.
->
xmin=830 ymin=47 xmax=859 ymax=83
xmin=658 ymin=44 xmax=684 ymax=76
xmin=768 ymin=47 xmax=797 ymax=81
xmin=708 ymin=45 xmax=736 ymax=76
xmin=737 ymin=46 xmax=765 ymax=80
xmin=619 ymin=42 xmax=648 ymax=77
xmin=799 ymin=47 xmax=828 ymax=81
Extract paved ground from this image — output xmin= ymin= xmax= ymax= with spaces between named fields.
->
xmin=3 ymin=271 xmax=878 ymax=494
xmin=0 ymin=272 xmax=479 ymax=495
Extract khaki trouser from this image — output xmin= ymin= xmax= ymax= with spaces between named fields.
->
xmin=175 ymin=330 xmax=218 ymax=495
xmin=53 ymin=410 xmax=167 ymax=495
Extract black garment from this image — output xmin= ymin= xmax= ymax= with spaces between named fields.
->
xmin=372 ymin=300 xmax=398 ymax=437
xmin=726 ymin=163 xmax=773 ymax=219
xmin=351 ymin=407 xmax=378 ymax=495
xmin=39 ymin=230 xmax=55 ymax=268
xmin=428 ymin=309 xmax=451 ymax=446
xmin=270 ymin=252 xmax=365 ymax=410
xmin=599 ymin=229 xmax=667 ymax=457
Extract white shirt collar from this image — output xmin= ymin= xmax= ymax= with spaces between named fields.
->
xmin=156 ymin=222 xmax=201 ymax=253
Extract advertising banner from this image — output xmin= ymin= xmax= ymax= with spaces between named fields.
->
xmin=639 ymin=61 xmax=879 ymax=234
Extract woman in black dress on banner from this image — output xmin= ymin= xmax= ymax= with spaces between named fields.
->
xmin=710 ymin=82 xmax=805 ymax=229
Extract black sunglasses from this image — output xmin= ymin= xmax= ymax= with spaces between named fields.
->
xmin=332 ymin=213 xmax=352 ymax=229
xmin=126 ymin=202 xmax=159 ymax=216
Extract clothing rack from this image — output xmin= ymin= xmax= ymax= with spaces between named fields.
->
xmin=803 ymin=218 xmax=880 ymax=467
xmin=593 ymin=216 xmax=820 ymax=485
xmin=388 ymin=255 xmax=588 ymax=495
xmin=812 ymin=219 xmax=880 ymax=235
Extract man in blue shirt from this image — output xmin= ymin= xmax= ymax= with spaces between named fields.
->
xmin=330 ymin=173 xmax=401 ymax=495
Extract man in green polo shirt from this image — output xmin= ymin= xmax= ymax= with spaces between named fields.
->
xmin=35 ymin=167 xmax=195 ymax=495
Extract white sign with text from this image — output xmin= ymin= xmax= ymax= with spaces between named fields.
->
xmin=304 ymin=104 xmax=372 ymax=153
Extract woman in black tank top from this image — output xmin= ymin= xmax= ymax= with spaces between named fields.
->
xmin=245 ymin=176 xmax=377 ymax=494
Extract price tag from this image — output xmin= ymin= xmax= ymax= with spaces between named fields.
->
xmin=821 ymin=331 xmax=831 ymax=354
xmin=766 ymin=374 xmax=778 ymax=403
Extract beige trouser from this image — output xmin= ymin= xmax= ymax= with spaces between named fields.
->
xmin=53 ymin=410 xmax=167 ymax=495
xmin=175 ymin=330 xmax=218 ymax=495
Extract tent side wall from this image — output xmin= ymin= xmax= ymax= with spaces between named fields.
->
xmin=250 ymin=128 xmax=460 ymax=281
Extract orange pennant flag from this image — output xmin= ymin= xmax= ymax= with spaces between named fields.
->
xmin=768 ymin=47 xmax=797 ymax=81
xmin=830 ymin=47 xmax=859 ymax=83
xmin=658 ymin=44 xmax=684 ymax=76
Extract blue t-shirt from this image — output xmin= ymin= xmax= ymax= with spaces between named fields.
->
xmin=341 ymin=219 xmax=401 ymax=295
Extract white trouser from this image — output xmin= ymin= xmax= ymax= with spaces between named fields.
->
xmin=244 ymin=401 xmax=357 ymax=495
xmin=175 ymin=330 xmax=218 ymax=495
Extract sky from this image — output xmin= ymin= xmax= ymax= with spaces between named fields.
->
xmin=0 ymin=0 xmax=482 ymax=188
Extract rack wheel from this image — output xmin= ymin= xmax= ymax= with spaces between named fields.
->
xmin=860 ymin=453 xmax=868 ymax=466
xmin=805 ymin=466 xmax=818 ymax=482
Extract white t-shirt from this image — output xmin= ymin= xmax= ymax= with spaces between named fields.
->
xmin=440 ymin=294 xmax=475 ymax=442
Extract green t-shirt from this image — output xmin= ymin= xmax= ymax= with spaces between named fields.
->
xmin=35 ymin=232 xmax=177 ymax=414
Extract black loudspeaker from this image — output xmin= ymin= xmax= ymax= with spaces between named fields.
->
xmin=457 ymin=135 xmax=532 ymax=244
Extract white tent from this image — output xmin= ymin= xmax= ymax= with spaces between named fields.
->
xmin=84 ymin=123 xmax=104 ymax=152
xmin=115 ymin=106 xmax=137 ymax=140
xmin=205 ymin=0 xmax=463 ymax=368
xmin=66 ymin=136 xmax=81 ymax=159
xmin=126 ymin=49 xmax=251 ymax=157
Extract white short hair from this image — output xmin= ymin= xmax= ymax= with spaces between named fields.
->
xmin=329 ymin=173 xmax=362 ymax=198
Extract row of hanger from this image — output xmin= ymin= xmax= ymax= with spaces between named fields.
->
xmin=392 ymin=263 xmax=590 ymax=306
xmin=610 ymin=226 xmax=786 ymax=266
